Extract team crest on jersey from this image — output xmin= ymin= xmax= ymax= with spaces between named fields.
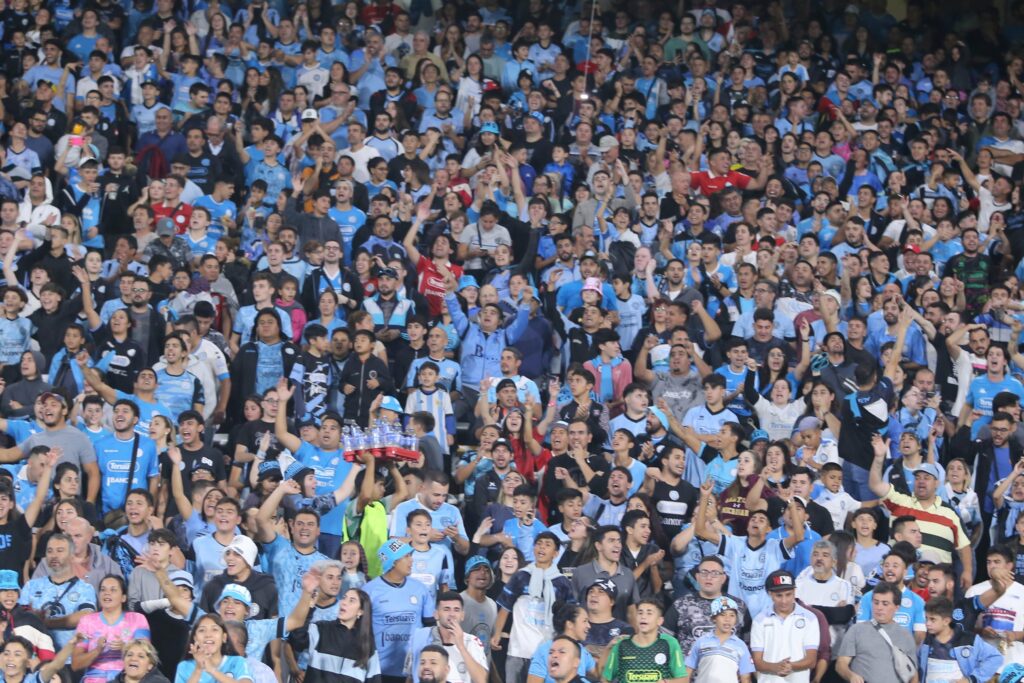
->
xmin=953 ymin=608 xmax=964 ymax=621
xmin=669 ymin=490 xmax=679 ymax=500
xmin=960 ymin=647 xmax=973 ymax=658
xmin=830 ymin=593 xmax=839 ymax=601
xmin=795 ymin=618 xmax=806 ymax=628
xmin=410 ymin=595 xmax=418 ymax=604
xmin=654 ymin=653 xmax=667 ymax=665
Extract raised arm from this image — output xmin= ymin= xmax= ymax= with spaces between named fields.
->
xmin=165 ymin=446 xmax=195 ymax=520
xmin=256 ymin=477 xmax=299 ymax=543
xmin=867 ymin=433 xmax=892 ymax=500
xmin=273 ymin=378 xmax=302 ymax=453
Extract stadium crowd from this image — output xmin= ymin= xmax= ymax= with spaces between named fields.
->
xmin=4 ymin=0 xmax=1024 ymax=682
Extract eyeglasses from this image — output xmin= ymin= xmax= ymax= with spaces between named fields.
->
xmin=131 ymin=288 xmax=150 ymax=294
xmin=696 ymin=570 xmax=724 ymax=577
xmin=262 ymin=398 xmax=279 ymax=404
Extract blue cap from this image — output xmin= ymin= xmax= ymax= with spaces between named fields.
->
xmin=912 ymin=463 xmax=942 ymax=480
xmin=0 ymin=570 xmax=19 ymax=591
xmin=464 ymin=555 xmax=493 ymax=579
xmin=378 ymin=539 xmax=414 ymax=573
xmin=257 ymin=460 xmax=282 ymax=481
xmin=216 ymin=583 xmax=253 ymax=609
xmin=527 ymin=111 xmax=545 ymax=124
xmin=750 ymin=429 xmax=769 ymax=444
xmin=480 ymin=122 xmax=500 ymax=135
xmin=648 ymin=407 xmax=669 ymax=431
xmin=379 ymin=395 xmax=403 ymax=414
xmin=458 ymin=275 xmax=480 ymax=291
xmin=284 ymin=460 xmax=314 ymax=483
xmin=710 ymin=596 xmax=739 ymax=616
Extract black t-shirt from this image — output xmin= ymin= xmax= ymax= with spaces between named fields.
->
xmin=541 ymin=451 xmax=609 ymax=523
xmin=651 ymin=477 xmax=699 ymax=545
xmin=92 ymin=331 xmax=145 ymax=394
xmin=200 ymin=570 xmax=279 ymax=619
xmin=160 ymin=444 xmax=226 ymax=517
xmin=838 ymin=377 xmax=895 ymax=470
xmin=0 ymin=516 xmax=30 ymax=574
xmin=149 ymin=606 xmax=199 ymax=679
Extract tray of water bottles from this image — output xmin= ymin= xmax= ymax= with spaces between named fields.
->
xmin=341 ymin=421 xmax=421 ymax=463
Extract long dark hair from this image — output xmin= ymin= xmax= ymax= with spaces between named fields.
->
xmin=345 ymin=589 xmax=375 ymax=670
xmin=183 ymin=613 xmax=236 ymax=660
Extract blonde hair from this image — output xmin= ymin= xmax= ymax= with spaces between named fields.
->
xmin=122 ymin=638 xmax=160 ymax=668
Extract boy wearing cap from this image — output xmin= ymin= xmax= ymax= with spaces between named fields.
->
xmin=750 ymin=570 xmax=819 ymax=683
xmin=581 ymin=578 xmax=632 ymax=651
xmin=364 ymin=539 xmax=434 ymax=683
xmin=685 ymin=596 xmax=755 ymax=683
xmin=461 ymin=556 xmax=497 ymax=647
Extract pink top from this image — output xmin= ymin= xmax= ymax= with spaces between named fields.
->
xmin=75 ymin=611 xmax=151 ymax=683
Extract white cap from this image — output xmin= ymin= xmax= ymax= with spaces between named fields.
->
xmin=301 ymin=108 xmax=319 ymax=121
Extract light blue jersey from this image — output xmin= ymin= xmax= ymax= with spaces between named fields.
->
xmin=857 ymin=586 xmax=925 ymax=637
xmin=153 ymin=368 xmax=204 ymax=423
xmin=263 ymin=534 xmax=328 ymax=617
xmin=408 ymin=543 xmax=455 ymax=604
xmin=389 ymin=499 xmax=467 ymax=553
xmin=19 ymin=576 xmax=97 ymax=648
xmin=717 ymin=535 xmax=791 ymax=618
xmin=363 ymin=576 xmax=432 ymax=676
xmin=94 ymin=433 xmax=159 ymax=515
xmin=295 ymin=442 xmax=352 ymax=533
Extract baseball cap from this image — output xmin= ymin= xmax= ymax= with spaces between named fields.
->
xmin=378 ymin=266 xmax=399 ymax=279
xmin=903 ymin=244 xmax=921 ymax=254
xmin=587 ymin=578 xmax=618 ymax=600
xmin=710 ymin=595 xmax=739 ymax=617
xmin=257 ymin=460 xmax=283 ymax=482
xmin=170 ymin=571 xmax=194 ymax=592
xmin=379 ymin=395 xmax=404 ymax=414
xmin=912 ymin=463 xmax=942 ymax=480
xmin=193 ymin=300 xmax=216 ymax=318
xmin=495 ymin=379 xmax=517 ymax=394
xmin=765 ymin=569 xmax=796 ymax=592
xmin=156 ymin=217 xmax=176 ymax=236
xmin=223 ymin=535 xmax=258 ymax=568
xmin=582 ymin=277 xmax=603 ymax=294
xmin=480 ymin=121 xmax=500 ymax=135
xmin=598 ymin=136 xmax=619 ymax=152
xmin=527 ymin=111 xmax=545 ymax=124
xmin=491 ymin=437 xmax=512 ymax=451
xmin=301 ymin=108 xmax=319 ymax=121
xmin=750 ymin=429 xmax=770 ymax=444
xmin=823 ymin=289 xmax=842 ymax=306
xmin=458 ymin=275 xmax=479 ymax=291
xmin=284 ymin=459 xmax=314 ymax=483
xmin=0 ymin=570 xmax=19 ymax=591
xmin=464 ymin=555 xmax=493 ymax=580
xmin=39 ymin=391 xmax=67 ymax=406
xmin=216 ymin=583 xmax=253 ymax=609
xmin=378 ymin=538 xmax=414 ymax=574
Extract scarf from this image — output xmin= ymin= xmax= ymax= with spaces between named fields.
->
xmin=592 ymin=355 xmax=623 ymax=402
xmin=1002 ymin=497 xmax=1024 ymax=541
xmin=526 ymin=562 xmax=562 ymax=630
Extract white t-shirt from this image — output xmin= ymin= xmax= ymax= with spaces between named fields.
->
xmin=966 ymin=580 xmax=1024 ymax=665
xmin=749 ymin=603 xmax=820 ymax=683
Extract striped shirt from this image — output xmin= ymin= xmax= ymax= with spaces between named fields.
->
xmin=404 ymin=388 xmax=454 ymax=455
xmin=307 ymin=620 xmax=382 ymax=683
xmin=882 ymin=486 xmax=969 ymax=563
